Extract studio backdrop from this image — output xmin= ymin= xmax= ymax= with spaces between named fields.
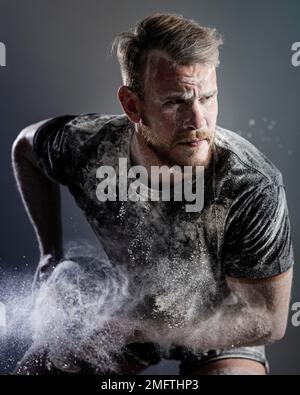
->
xmin=0 ymin=0 xmax=300 ymax=375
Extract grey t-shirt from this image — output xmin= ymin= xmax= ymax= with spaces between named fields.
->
xmin=33 ymin=113 xmax=294 ymax=322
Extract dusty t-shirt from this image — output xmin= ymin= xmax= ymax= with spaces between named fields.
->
xmin=33 ymin=113 xmax=294 ymax=324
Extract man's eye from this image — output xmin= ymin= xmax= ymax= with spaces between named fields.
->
xmin=199 ymin=95 xmax=213 ymax=104
xmin=164 ymin=99 xmax=185 ymax=106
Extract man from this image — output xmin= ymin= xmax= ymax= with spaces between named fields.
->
xmin=12 ymin=13 xmax=294 ymax=375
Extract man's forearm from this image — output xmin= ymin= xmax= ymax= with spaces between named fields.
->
xmin=178 ymin=302 xmax=273 ymax=351
xmin=142 ymin=271 xmax=291 ymax=351
xmin=145 ymin=295 xmax=276 ymax=351
xmin=12 ymin=128 xmax=63 ymax=258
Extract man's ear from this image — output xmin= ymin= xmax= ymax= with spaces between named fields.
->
xmin=118 ymin=86 xmax=141 ymax=123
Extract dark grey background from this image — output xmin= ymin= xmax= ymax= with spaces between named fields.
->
xmin=0 ymin=0 xmax=299 ymax=375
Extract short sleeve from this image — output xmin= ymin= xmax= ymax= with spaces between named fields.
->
xmin=222 ymin=182 xmax=294 ymax=279
xmin=33 ymin=115 xmax=76 ymax=185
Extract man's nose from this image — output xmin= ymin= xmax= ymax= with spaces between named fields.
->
xmin=182 ymin=101 xmax=207 ymax=131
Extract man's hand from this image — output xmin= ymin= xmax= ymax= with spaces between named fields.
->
xmin=32 ymin=254 xmax=61 ymax=290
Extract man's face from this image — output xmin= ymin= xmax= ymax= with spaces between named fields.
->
xmin=137 ymin=51 xmax=218 ymax=168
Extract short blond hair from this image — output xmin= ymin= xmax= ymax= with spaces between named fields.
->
xmin=112 ymin=13 xmax=223 ymax=96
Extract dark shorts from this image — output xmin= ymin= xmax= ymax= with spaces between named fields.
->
xmin=14 ymin=342 xmax=269 ymax=375
xmin=121 ymin=343 xmax=269 ymax=375
xmin=167 ymin=344 xmax=269 ymax=374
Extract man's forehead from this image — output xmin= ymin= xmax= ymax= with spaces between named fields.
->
xmin=144 ymin=50 xmax=216 ymax=91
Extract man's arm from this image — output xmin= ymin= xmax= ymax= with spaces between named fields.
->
xmin=166 ymin=268 xmax=293 ymax=350
xmin=223 ymin=267 xmax=293 ymax=346
xmin=12 ymin=120 xmax=63 ymax=282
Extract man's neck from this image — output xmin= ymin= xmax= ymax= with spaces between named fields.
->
xmin=129 ymin=127 xmax=215 ymax=190
xmin=130 ymin=130 xmax=169 ymax=172
xmin=130 ymin=131 xmax=198 ymax=191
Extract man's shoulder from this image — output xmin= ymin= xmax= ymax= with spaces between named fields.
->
xmin=62 ymin=113 xmax=130 ymax=154
xmin=66 ymin=113 xmax=128 ymax=134
xmin=214 ymin=125 xmax=283 ymax=187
